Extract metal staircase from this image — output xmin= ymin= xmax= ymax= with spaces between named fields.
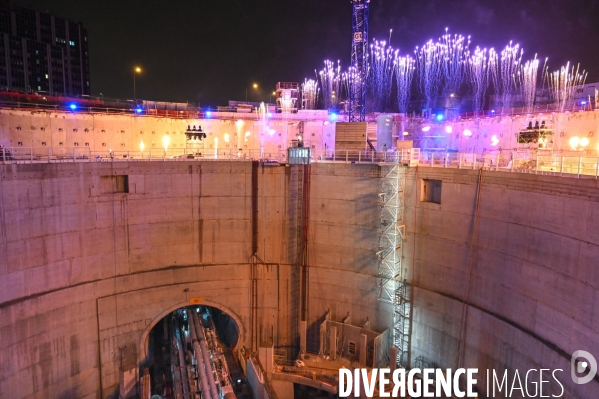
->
xmin=377 ymin=164 xmax=411 ymax=367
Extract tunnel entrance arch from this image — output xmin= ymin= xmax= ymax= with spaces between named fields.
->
xmin=138 ymin=299 xmax=245 ymax=364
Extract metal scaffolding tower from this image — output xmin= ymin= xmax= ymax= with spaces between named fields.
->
xmin=349 ymin=0 xmax=369 ymax=122
xmin=377 ymin=164 xmax=411 ymax=367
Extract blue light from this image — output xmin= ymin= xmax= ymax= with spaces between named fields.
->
xmin=491 ymin=109 xmax=496 ymax=113
xmin=136 ymin=108 xmax=143 ymax=113
xmin=267 ymin=112 xmax=273 ymax=118
xmin=69 ymin=104 xmax=77 ymax=110
xmin=330 ymin=113 xmax=338 ymax=121
xmin=581 ymin=101 xmax=587 ymax=105
xmin=206 ymin=111 xmax=212 ymax=118
xmin=436 ymin=114 xmax=444 ymax=122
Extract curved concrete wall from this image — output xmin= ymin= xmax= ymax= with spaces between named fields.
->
xmin=307 ymin=164 xmax=393 ymax=346
xmin=0 ymin=161 xmax=387 ymax=399
xmin=405 ymin=167 xmax=599 ymax=398
xmin=0 ymin=161 xmax=279 ymax=398
xmin=4 ymin=159 xmax=597 ymax=398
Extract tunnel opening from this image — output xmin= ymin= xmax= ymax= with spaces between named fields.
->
xmin=143 ymin=305 xmax=249 ymax=399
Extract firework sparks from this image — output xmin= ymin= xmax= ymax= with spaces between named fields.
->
xmin=394 ymin=53 xmax=415 ymax=114
xmin=468 ymin=47 xmax=492 ymax=116
xmin=547 ymin=62 xmax=587 ymax=112
xmin=319 ymin=60 xmax=341 ymax=109
xmin=310 ymin=29 xmax=585 ymax=116
xmin=439 ymin=29 xmax=470 ymax=97
xmin=301 ymin=79 xmax=319 ymax=110
xmin=491 ymin=41 xmax=523 ymax=110
xmin=519 ymin=55 xmax=540 ymax=113
xmin=415 ymin=40 xmax=444 ymax=111
xmin=368 ymin=40 xmax=395 ymax=112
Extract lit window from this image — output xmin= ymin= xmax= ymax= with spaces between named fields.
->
xmin=45 ymin=74 xmax=48 ymax=79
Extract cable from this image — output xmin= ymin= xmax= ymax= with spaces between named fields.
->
xmin=455 ymin=168 xmax=484 ymax=370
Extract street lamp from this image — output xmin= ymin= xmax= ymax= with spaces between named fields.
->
xmin=133 ymin=66 xmax=141 ymax=103
xmin=246 ymin=83 xmax=258 ymax=102
xmin=270 ymin=91 xmax=276 ymax=104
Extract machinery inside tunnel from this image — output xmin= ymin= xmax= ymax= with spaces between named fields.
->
xmin=144 ymin=306 xmax=248 ymax=399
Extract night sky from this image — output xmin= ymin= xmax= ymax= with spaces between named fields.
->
xmin=14 ymin=0 xmax=599 ymax=107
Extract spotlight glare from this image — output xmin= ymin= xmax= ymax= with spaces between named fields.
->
xmin=422 ymin=126 xmax=431 ymax=132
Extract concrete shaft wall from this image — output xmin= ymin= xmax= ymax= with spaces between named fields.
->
xmin=0 ymin=161 xmax=283 ymax=398
xmin=307 ymin=164 xmax=393 ymax=346
xmin=2 ymin=158 xmax=598 ymax=398
xmin=404 ymin=167 xmax=599 ymax=398
xmin=0 ymin=161 xmax=386 ymax=399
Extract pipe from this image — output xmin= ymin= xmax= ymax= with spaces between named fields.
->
xmin=186 ymin=309 xmax=212 ymax=399
xmin=192 ymin=310 xmax=220 ymax=399
xmin=173 ymin=318 xmax=191 ymax=398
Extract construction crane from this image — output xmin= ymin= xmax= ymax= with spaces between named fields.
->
xmin=349 ymin=0 xmax=370 ymax=122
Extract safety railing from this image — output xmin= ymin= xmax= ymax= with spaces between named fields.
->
xmin=0 ymin=146 xmax=422 ymax=166
xmin=309 ymin=148 xmax=421 ymax=164
xmin=419 ymin=151 xmax=599 ymax=179
xmin=0 ymin=147 xmax=272 ymax=163
xmin=0 ymin=100 xmax=205 ymax=118
xmin=457 ymin=102 xmax=597 ymax=119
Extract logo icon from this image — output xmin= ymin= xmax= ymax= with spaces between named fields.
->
xmin=571 ymin=350 xmax=597 ymax=384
